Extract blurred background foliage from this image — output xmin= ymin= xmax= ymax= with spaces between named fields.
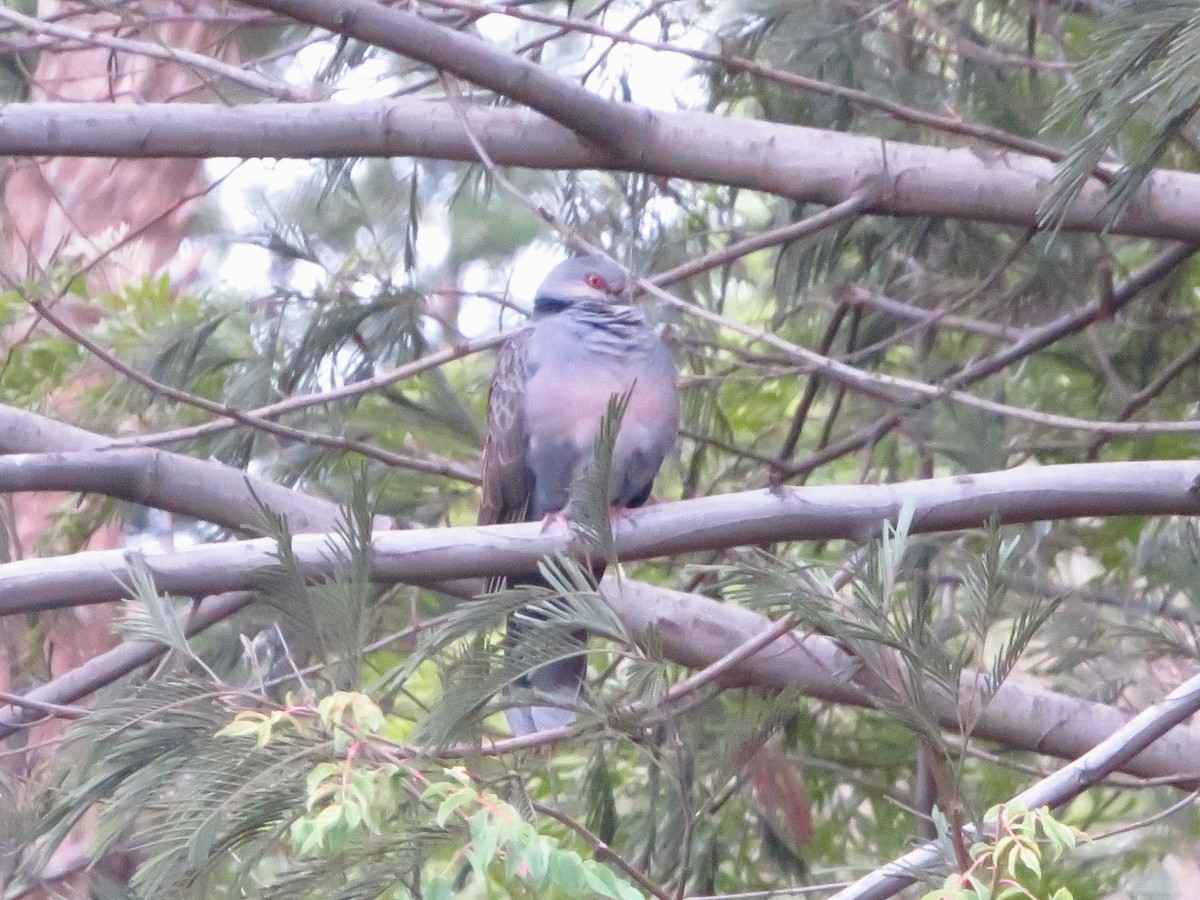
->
xmin=4 ymin=0 xmax=1200 ymax=897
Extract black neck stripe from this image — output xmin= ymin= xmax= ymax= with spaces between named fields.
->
xmin=533 ymin=295 xmax=572 ymax=316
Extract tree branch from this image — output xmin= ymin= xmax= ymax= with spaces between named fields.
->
xmin=10 ymin=572 xmax=1200 ymax=783
xmin=108 ymin=331 xmax=509 ymax=449
xmin=4 ymin=459 xmax=1200 ymax=611
xmin=3 ymin=101 xmax=1200 ymax=239
xmin=607 ymin=580 xmax=1200 ymax=783
xmin=0 ymin=405 xmax=353 ymax=534
xmin=844 ymin=284 xmax=1025 ymax=343
xmin=0 ymin=451 xmax=1194 ymax=778
xmin=0 ymin=3 xmax=308 ymax=101
xmin=418 ymin=0 xmax=1084 ymax=170
xmin=238 ymin=0 xmax=652 ymax=159
xmin=831 ymin=668 xmax=1200 ymax=900
xmin=0 ymin=449 xmax=340 ymax=535
xmin=13 ymin=291 xmax=479 ymax=484
xmin=0 ymin=590 xmax=256 ymax=737
xmin=780 ymin=241 xmax=1198 ymax=478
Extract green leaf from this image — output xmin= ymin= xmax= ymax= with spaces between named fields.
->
xmin=468 ymin=809 xmax=501 ymax=875
xmin=435 ymin=788 xmax=477 ymax=827
xmin=1017 ymin=844 xmax=1041 ymax=879
xmin=547 ymin=848 xmax=586 ymax=895
xmin=420 ymin=781 xmax=454 ymax=801
xmin=216 ymin=716 xmax=264 ymax=740
xmin=1040 ymin=814 xmax=1079 ymax=854
xmin=582 ymin=863 xmax=645 ymax=900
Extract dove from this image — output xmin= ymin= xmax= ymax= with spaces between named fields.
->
xmin=479 ymin=255 xmax=679 ymax=735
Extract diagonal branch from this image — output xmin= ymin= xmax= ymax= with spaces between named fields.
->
xmin=0 ymin=3 xmax=309 ymax=101
xmin=0 ymin=405 xmax=353 ymax=534
xmin=13 ymin=291 xmax=480 ymax=484
xmin=7 ymin=572 xmax=1200 ymax=783
xmin=609 ymin=580 xmax=1200 ymax=783
xmin=844 ymin=284 xmax=1026 ymax=343
xmin=418 ymin=0 xmax=1083 ymax=168
xmin=238 ymin=0 xmax=653 ymax=159
xmin=780 ymin=241 xmax=1198 ymax=478
xmin=0 ymin=590 xmax=257 ymax=737
xmin=832 ymin=669 xmax=1200 ymax=900
xmin=108 ymin=331 xmax=509 ymax=449
xmin=649 ymin=190 xmax=878 ymax=289
xmin=640 ymin=244 xmax=1200 ymax=438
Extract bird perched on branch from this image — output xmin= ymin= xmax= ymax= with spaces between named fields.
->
xmin=479 ymin=254 xmax=679 ymax=735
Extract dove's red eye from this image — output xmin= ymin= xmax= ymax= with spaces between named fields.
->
xmin=586 ymin=273 xmax=607 ymax=290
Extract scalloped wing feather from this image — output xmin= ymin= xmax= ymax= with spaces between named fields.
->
xmin=479 ymin=327 xmax=533 ymax=526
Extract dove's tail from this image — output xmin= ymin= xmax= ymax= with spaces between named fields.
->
xmin=503 ymin=639 xmax=588 ymax=736
xmin=501 ymin=566 xmax=598 ymax=737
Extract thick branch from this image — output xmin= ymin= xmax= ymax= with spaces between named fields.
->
xmin=0 ymin=449 xmax=337 ymax=534
xmin=2 ymin=101 xmax=1200 ymax=239
xmin=0 ymin=405 xmax=350 ymax=534
xmin=608 ymin=581 xmax=1200 ymax=783
xmin=5 ymin=571 xmax=1199 ymax=780
xmin=4 ymin=459 xmax=1200 ymax=611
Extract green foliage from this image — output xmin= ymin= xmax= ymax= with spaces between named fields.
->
xmin=924 ymin=803 xmax=1083 ymax=900
xmin=721 ymin=516 xmax=1059 ymax=755
xmin=252 ymin=466 xmax=378 ymax=688
xmin=1045 ymin=1 xmax=1200 ymax=229
xmin=13 ymin=1 xmax=1200 ymax=897
xmin=217 ymin=692 xmax=645 ymax=899
xmin=569 ymin=386 xmax=635 ymax=561
xmin=392 ymin=554 xmax=634 ymax=746
xmin=419 ymin=769 xmax=643 ymax=900
xmin=26 ymin=677 xmax=311 ymax=899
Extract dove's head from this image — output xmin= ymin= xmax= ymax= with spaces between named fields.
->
xmin=533 ymin=255 xmax=633 ymax=315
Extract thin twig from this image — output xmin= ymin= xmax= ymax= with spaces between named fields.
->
xmin=534 ymin=802 xmax=673 ymax=900
xmin=110 ymin=331 xmax=508 ymax=449
xmin=0 ymin=4 xmax=310 ymax=101
xmin=777 ymin=241 xmax=1200 ymax=478
xmin=9 ymin=286 xmax=480 ymax=483
xmin=0 ymin=688 xmax=84 ymax=720
xmin=650 ymin=193 xmax=878 ymax=290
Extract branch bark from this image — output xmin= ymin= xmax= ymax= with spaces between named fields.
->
xmin=0 ymin=449 xmax=341 ymax=535
xmin=2 ymin=101 xmax=1200 ymax=239
xmin=4 ymin=459 xmax=1200 ymax=611
xmin=609 ymin=580 xmax=1200 ymax=783
xmin=6 ymin=572 xmax=1200 ymax=782
xmin=1 ymin=404 xmax=1194 ymax=779
xmin=0 ymin=404 xmax=351 ymax=534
